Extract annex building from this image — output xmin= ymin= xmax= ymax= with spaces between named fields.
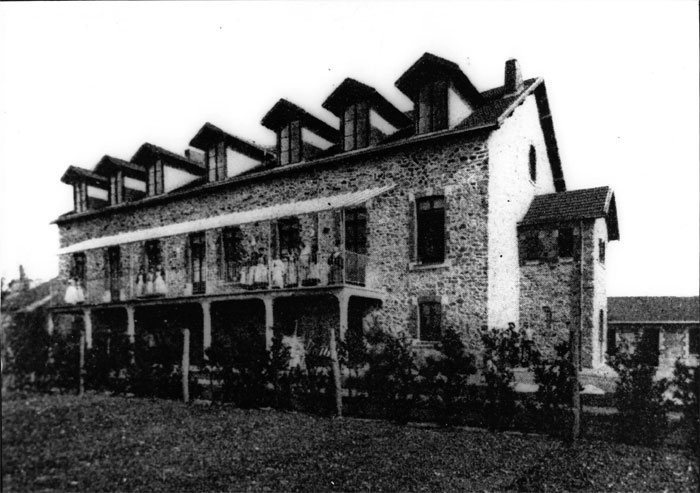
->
xmin=51 ymin=53 xmax=620 ymax=369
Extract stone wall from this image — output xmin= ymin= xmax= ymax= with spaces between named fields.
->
xmin=57 ymin=132 xmax=493 ymax=346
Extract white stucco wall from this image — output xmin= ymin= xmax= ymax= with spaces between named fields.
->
xmin=87 ymin=185 xmax=108 ymax=200
xmin=164 ymin=166 xmax=198 ymax=193
xmin=124 ymin=176 xmax=146 ymax=192
xmin=226 ymin=148 xmax=261 ymax=178
xmin=592 ymin=217 xmax=609 ymax=367
xmin=486 ymin=94 xmax=556 ymax=329
xmin=448 ymin=85 xmax=473 ymax=128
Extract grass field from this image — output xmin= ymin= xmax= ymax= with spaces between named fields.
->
xmin=2 ymin=392 xmax=697 ymax=492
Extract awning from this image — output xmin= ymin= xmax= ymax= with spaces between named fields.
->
xmin=58 ymin=184 xmax=395 ymax=254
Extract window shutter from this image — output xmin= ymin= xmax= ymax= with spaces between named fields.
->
xmin=407 ymin=303 xmax=418 ymax=338
xmin=408 ymin=197 xmax=416 ymax=262
xmin=216 ymin=230 xmax=224 ymax=279
xmin=435 ymin=80 xmax=448 ymax=130
xmin=103 ymin=249 xmax=110 ymax=290
xmin=356 ymin=101 xmax=369 ymax=149
xmin=270 ymin=220 xmax=279 ymax=258
xmin=290 ymin=121 xmax=301 ymax=163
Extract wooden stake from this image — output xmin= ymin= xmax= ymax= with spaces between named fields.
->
xmin=328 ymin=324 xmax=343 ymax=417
xmin=79 ymin=330 xmax=85 ymax=397
xmin=182 ymin=328 xmax=190 ymax=404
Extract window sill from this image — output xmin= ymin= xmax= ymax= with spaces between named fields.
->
xmin=409 ymin=260 xmax=452 ymax=271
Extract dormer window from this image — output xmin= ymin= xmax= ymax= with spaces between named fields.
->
xmin=278 ymin=121 xmax=301 ymax=166
xmin=73 ymin=182 xmax=88 ymax=212
xmin=147 ymin=160 xmax=164 ymax=196
xmin=61 ymin=166 xmax=109 ymax=213
xmin=342 ymin=102 xmax=369 ymax=151
xmin=207 ymin=146 xmax=226 ymax=182
xmin=417 ymin=80 xmax=448 ymax=134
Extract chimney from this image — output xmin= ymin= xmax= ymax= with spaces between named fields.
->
xmin=505 ymin=59 xmax=523 ymax=94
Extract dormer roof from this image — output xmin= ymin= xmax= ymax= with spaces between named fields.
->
xmin=131 ymin=143 xmax=206 ymax=175
xmin=93 ymin=155 xmax=146 ymax=179
xmin=395 ymin=52 xmax=484 ymax=105
xmin=189 ymin=122 xmax=274 ymax=162
xmin=322 ymin=78 xmax=412 ymax=129
xmin=60 ymin=166 xmax=109 ymax=187
xmin=519 ymin=186 xmax=619 ymax=241
xmin=261 ymin=99 xmax=338 ymax=143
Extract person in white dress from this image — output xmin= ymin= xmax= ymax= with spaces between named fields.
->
xmin=253 ymin=255 xmax=269 ymax=289
xmin=154 ymin=266 xmax=167 ymax=294
xmin=271 ymin=255 xmax=285 ymax=289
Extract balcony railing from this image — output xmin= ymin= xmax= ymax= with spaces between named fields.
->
xmin=52 ymin=249 xmax=369 ymax=307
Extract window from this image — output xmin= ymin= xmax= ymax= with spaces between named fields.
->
xmin=523 ymin=229 xmax=540 ymax=261
xmin=689 ymin=328 xmax=699 ymax=356
xmin=416 ymin=196 xmax=445 ymax=264
xmin=417 ymin=80 xmax=448 ymax=134
xmin=278 ymin=120 xmax=301 ymax=166
xmin=419 ymin=301 xmax=442 ymax=341
xmin=74 ymin=182 xmax=87 ymax=212
xmin=345 ymin=208 xmax=368 ymax=254
xmin=529 ymin=145 xmax=537 ymax=183
xmin=558 ymin=227 xmax=574 ymax=258
xmin=189 ymin=232 xmax=206 ymax=294
xmin=599 ymin=239 xmax=606 ymax=265
xmin=637 ymin=328 xmax=660 ymax=366
xmin=222 ymin=227 xmax=243 ymax=282
xmin=607 ymin=325 xmax=617 ymax=357
xmin=72 ymin=252 xmax=86 ymax=285
xmin=107 ymin=246 xmax=121 ymax=299
xmin=109 ymin=174 xmax=123 ymax=205
xmin=598 ymin=309 xmax=605 ymax=361
xmin=145 ymin=240 xmax=162 ymax=274
xmin=148 ymin=161 xmax=164 ymax=196
xmin=278 ymin=217 xmax=301 ymax=256
xmin=342 ymin=102 xmax=369 ymax=151
xmin=207 ymin=146 xmax=226 ymax=182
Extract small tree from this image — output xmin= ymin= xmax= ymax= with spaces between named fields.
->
xmin=671 ymin=360 xmax=698 ymax=451
xmin=267 ymin=328 xmax=292 ymax=410
xmin=365 ymin=329 xmax=418 ymax=424
xmin=533 ymin=341 xmax=577 ymax=437
xmin=480 ymin=323 xmax=533 ymax=430
xmin=610 ymin=342 xmax=668 ymax=446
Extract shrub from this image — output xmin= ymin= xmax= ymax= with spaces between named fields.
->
xmin=610 ymin=342 xmax=668 ymax=446
xmin=45 ymin=328 xmax=82 ymax=391
xmin=206 ymin=329 xmax=269 ymax=408
xmin=421 ymin=327 xmax=477 ymax=427
xmin=267 ymin=328 xmax=292 ymax=410
xmin=480 ymin=323 xmax=534 ymax=430
xmin=3 ymin=310 xmax=52 ymax=390
xmin=365 ymin=329 xmax=419 ymax=424
xmin=85 ymin=332 xmax=133 ymax=394
xmin=289 ymin=351 xmax=335 ymax=415
xmin=671 ymin=360 xmax=699 ymax=451
xmin=532 ymin=341 xmax=577 ymax=437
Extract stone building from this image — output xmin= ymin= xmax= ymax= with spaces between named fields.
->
xmin=608 ymin=296 xmax=699 ymax=377
xmin=49 ymin=52 xmax=619 ymax=369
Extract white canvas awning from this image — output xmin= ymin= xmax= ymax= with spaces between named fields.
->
xmin=58 ymin=184 xmax=395 ymax=254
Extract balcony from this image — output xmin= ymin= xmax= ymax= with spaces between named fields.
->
xmin=51 ymin=249 xmax=369 ymax=308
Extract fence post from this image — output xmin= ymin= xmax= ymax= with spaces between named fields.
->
xmin=569 ymin=322 xmax=581 ymax=442
xmin=329 ymin=324 xmax=343 ymax=417
xmin=182 ymin=328 xmax=190 ymax=404
xmin=79 ymin=329 xmax=85 ymax=397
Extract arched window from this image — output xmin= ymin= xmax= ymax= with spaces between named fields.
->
xmin=529 ymin=145 xmax=537 ymax=183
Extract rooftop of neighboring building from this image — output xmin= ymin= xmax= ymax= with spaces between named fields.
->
xmin=608 ymin=296 xmax=700 ymax=323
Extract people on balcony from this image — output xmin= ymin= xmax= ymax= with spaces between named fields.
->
xmin=328 ymin=243 xmax=344 ymax=285
xmin=271 ymin=254 xmax=285 ymax=289
xmin=299 ymin=241 xmax=312 ymax=285
xmin=154 ymin=266 xmax=167 ymax=295
xmin=253 ymin=254 xmax=269 ymax=289
xmin=284 ymin=248 xmax=298 ymax=287
xmin=64 ymin=278 xmax=85 ymax=304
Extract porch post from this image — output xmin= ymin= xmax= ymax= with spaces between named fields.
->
xmin=263 ymin=296 xmax=274 ymax=350
xmin=46 ymin=312 xmax=54 ymax=335
xmin=126 ymin=306 xmax=135 ymax=343
xmin=337 ymin=292 xmax=349 ymax=341
xmin=201 ymin=300 xmax=212 ymax=358
xmin=83 ymin=309 xmax=93 ymax=349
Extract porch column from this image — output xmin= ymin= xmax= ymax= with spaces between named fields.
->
xmin=201 ymin=300 xmax=212 ymax=358
xmin=337 ymin=292 xmax=349 ymax=341
xmin=46 ymin=312 xmax=54 ymax=335
xmin=263 ymin=296 xmax=274 ymax=350
xmin=126 ymin=306 xmax=135 ymax=343
xmin=83 ymin=309 xmax=93 ymax=349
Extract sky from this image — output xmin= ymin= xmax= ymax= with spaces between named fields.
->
xmin=0 ymin=1 xmax=698 ymax=296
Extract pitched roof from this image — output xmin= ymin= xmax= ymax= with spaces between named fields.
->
xmin=322 ymin=78 xmax=411 ymax=129
xmin=60 ymin=166 xmax=109 ymax=187
xmin=520 ymin=186 xmax=619 ymax=240
xmin=188 ymin=122 xmax=274 ymax=162
xmin=395 ymin=52 xmax=484 ymax=104
xmin=608 ymin=297 xmax=700 ymax=323
xmin=131 ymin=143 xmax=206 ymax=176
xmin=1 ymin=278 xmax=62 ymax=313
xmin=261 ymin=99 xmax=339 ymax=143
xmin=93 ymin=155 xmax=146 ymax=178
